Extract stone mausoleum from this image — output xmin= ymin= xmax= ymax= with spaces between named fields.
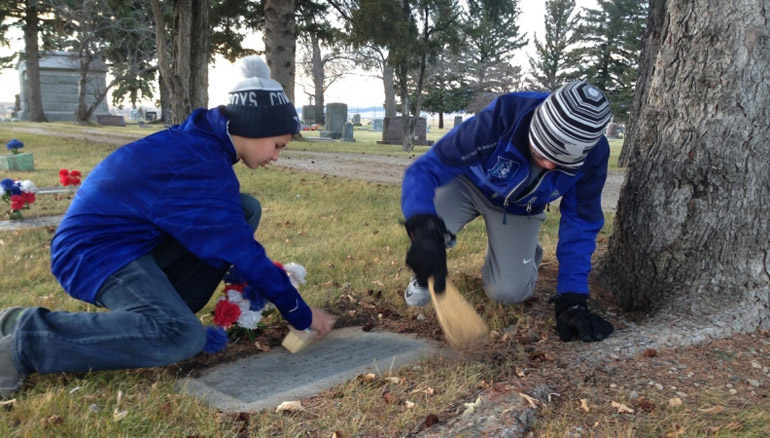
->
xmin=16 ymin=51 xmax=110 ymax=122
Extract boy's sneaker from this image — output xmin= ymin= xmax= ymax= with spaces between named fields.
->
xmin=0 ymin=335 xmax=22 ymax=399
xmin=404 ymin=277 xmax=431 ymax=307
xmin=0 ymin=307 xmax=25 ymax=399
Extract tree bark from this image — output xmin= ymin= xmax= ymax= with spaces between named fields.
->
xmin=23 ymin=0 xmax=45 ymax=122
xmin=617 ymin=0 xmax=666 ymax=168
xmin=151 ymin=0 xmax=209 ymax=124
xmin=189 ymin=0 xmax=209 ymax=109
xmin=264 ymin=0 xmax=296 ymax=103
xmin=311 ymin=34 xmax=325 ymax=126
xmin=601 ymin=0 xmax=770 ymax=335
xmin=382 ymin=62 xmax=396 ymax=117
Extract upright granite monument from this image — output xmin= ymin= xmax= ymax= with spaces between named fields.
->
xmin=16 ymin=51 xmax=110 ymax=122
xmin=321 ymin=103 xmax=347 ymax=139
xmin=379 ymin=116 xmax=433 ymax=146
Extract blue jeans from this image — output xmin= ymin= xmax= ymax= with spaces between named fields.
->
xmin=12 ymin=194 xmax=261 ymax=375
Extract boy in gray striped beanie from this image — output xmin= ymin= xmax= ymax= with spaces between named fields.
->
xmin=401 ymin=80 xmax=615 ymax=343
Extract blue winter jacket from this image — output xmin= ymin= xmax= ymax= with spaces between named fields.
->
xmin=401 ymin=91 xmax=609 ymax=295
xmin=51 ymin=107 xmax=312 ymax=329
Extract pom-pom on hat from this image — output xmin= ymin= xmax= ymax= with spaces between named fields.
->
xmin=528 ymin=81 xmax=611 ymax=169
xmin=222 ymin=55 xmax=300 ymax=138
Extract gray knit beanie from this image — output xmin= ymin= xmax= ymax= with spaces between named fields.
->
xmin=222 ymin=55 xmax=300 ymax=138
xmin=528 ymin=81 xmax=611 ymax=168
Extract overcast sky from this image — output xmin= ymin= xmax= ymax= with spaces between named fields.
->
xmin=0 ymin=1 xmax=597 ymax=108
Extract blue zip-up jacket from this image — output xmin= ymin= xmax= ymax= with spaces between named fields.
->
xmin=401 ymin=91 xmax=608 ymax=295
xmin=51 ymin=107 xmax=312 ymax=329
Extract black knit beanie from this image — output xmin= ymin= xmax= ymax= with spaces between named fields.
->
xmin=222 ymin=55 xmax=300 ymax=138
xmin=528 ymin=81 xmax=611 ymax=169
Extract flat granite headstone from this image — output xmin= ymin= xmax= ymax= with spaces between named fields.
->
xmin=180 ymin=327 xmax=439 ymax=413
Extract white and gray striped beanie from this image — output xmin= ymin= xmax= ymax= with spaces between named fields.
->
xmin=528 ymin=81 xmax=611 ymax=169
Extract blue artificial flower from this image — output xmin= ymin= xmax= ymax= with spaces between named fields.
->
xmin=6 ymin=139 xmax=23 ymax=153
xmin=223 ymin=267 xmax=245 ymax=284
xmin=0 ymin=178 xmax=15 ymax=192
xmin=202 ymin=326 xmax=229 ymax=354
xmin=243 ymin=284 xmax=268 ymax=311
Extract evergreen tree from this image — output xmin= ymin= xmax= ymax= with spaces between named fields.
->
xmin=463 ymin=0 xmax=527 ymax=109
xmin=571 ymin=0 xmax=648 ymax=121
xmin=527 ymin=0 xmax=580 ymax=92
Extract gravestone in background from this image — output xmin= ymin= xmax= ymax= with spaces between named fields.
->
xmin=351 ymin=114 xmax=361 ymax=126
xmin=301 ymin=105 xmax=316 ymax=125
xmin=342 ymin=122 xmax=355 ymax=142
xmin=96 ymin=115 xmax=126 ymax=126
xmin=16 ymin=51 xmax=110 ymax=122
xmin=454 ymin=115 xmax=463 ymax=128
xmin=372 ymin=118 xmax=384 ymax=132
xmin=321 ymin=103 xmax=347 ymax=139
xmin=379 ymin=116 xmax=433 ymax=146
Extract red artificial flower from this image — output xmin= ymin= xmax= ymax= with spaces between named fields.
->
xmin=60 ymin=169 xmax=82 ymax=186
xmin=213 ymin=299 xmax=241 ymax=328
xmin=10 ymin=195 xmax=25 ymax=210
xmin=22 ymin=192 xmax=35 ymax=205
xmin=224 ymin=282 xmax=246 ymax=293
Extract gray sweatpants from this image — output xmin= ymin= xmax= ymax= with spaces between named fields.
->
xmin=434 ymin=176 xmax=545 ymax=304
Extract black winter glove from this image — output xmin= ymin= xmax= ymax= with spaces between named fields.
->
xmin=550 ymin=293 xmax=614 ymax=342
xmin=404 ymin=214 xmax=448 ymax=294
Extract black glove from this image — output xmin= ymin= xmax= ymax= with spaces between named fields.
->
xmin=404 ymin=214 xmax=448 ymax=294
xmin=550 ymin=293 xmax=613 ymax=342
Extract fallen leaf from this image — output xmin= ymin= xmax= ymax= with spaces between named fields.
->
xmin=425 ymin=414 xmax=439 ymax=427
xmin=405 ymin=400 xmax=415 ymax=409
xmin=462 ymin=397 xmax=481 ymax=416
xmin=580 ymin=399 xmax=590 ymax=412
xmin=664 ymin=426 xmax=685 ymax=437
xmin=332 ymin=431 xmax=344 ymax=438
xmin=276 ymin=401 xmax=306 ymax=413
xmin=643 ymin=349 xmax=658 ymax=357
xmin=253 ymin=341 xmax=271 ymax=352
xmin=514 ymin=368 xmax=526 ymax=378
xmin=410 ymin=387 xmax=435 ymax=396
xmin=362 ymin=373 xmax=377 ymax=382
xmin=699 ymin=405 xmax=725 ymax=414
xmin=668 ymin=397 xmax=682 ymax=407
xmin=726 ymin=422 xmax=743 ymax=431
xmin=383 ymin=391 xmax=398 ymax=404
xmin=519 ymin=392 xmax=544 ymax=409
xmin=113 ymin=409 xmax=128 ymax=421
xmin=42 ymin=415 xmax=64 ymax=426
xmin=384 ymin=377 xmax=405 ymax=385
xmin=113 ymin=390 xmax=128 ymax=422
xmin=611 ymin=401 xmax=634 ymax=414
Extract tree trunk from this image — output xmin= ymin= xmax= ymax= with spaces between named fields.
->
xmin=617 ymin=0 xmax=666 ymax=168
xmin=151 ymin=0 xmax=208 ymax=124
xmin=438 ymin=112 xmax=443 ymax=129
xmin=600 ymin=0 xmax=770 ymax=336
xmin=264 ymin=0 xmax=296 ymax=103
xmin=189 ymin=0 xmax=209 ymax=109
xmin=311 ymin=34 xmax=325 ymax=126
xmin=23 ymin=0 xmax=45 ymax=122
xmin=382 ymin=63 xmax=396 ymax=117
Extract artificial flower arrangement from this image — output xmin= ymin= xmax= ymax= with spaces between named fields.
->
xmin=6 ymin=139 xmax=24 ymax=155
xmin=1 ymin=178 xmax=38 ymax=220
xmin=202 ymin=261 xmax=307 ymax=354
xmin=59 ymin=169 xmax=82 ymax=186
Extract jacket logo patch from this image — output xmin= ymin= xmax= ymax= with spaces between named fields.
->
xmin=489 ymin=157 xmax=514 ymax=179
xmin=550 ymin=190 xmax=560 ymax=199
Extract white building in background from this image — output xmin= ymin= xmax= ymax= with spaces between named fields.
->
xmin=16 ymin=51 xmax=110 ymax=122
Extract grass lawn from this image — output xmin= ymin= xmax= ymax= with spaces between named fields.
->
xmin=1 ymin=122 xmax=768 ymax=437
